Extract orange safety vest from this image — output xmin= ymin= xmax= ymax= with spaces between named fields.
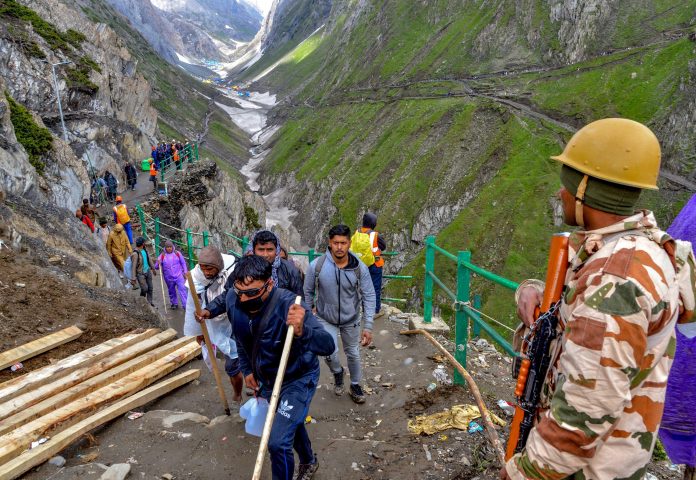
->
xmin=150 ymin=164 xmax=157 ymax=176
xmin=360 ymin=227 xmax=384 ymax=267
xmin=113 ymin=203 xmax=130 ymax=224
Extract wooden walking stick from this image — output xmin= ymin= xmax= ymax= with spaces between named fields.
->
xmin=401 ymin=328 xmax=506 ymax=466
xmin=187 ymin=271 xmax=230 ymax=416
xmin=251 ymin=296 xmax=301 ymax=480
xmin=159 ymin=265 xmax=168 ymax=313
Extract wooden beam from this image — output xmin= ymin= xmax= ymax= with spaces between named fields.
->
xmin=0 ymin=329 xmax=180 ymax=427
xmin=0 ymin=370 xmax=200 ymax=480
xmin=0 ymin=329 xmax=160 ymax=402
xmin=0 ymin=326 xmax=83 ymax=371
xmin=0 ymin=340 xmax=201 ymax=464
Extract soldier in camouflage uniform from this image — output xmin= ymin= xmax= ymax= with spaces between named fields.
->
xmin=502 ymin=118 xmax=696 ymax=480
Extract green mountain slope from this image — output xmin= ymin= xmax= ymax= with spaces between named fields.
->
xmin=248 ymin=0 xmax=695 ymax=335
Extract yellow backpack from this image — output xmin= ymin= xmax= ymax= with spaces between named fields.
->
xmin=350 ymin=230 xmax=375 ymax=266
xmin=114 ymin=204 xmax=130 ymax=224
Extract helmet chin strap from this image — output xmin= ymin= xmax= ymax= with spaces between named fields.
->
xmin=575 ymin=175 xmax=589 ymax=228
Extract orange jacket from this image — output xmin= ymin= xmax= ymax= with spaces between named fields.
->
xmin=360 ymin=227 xmax=384 ymax=267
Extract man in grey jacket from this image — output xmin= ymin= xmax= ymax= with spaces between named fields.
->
xmin=304 ymin=224 xmax=376 ymax=404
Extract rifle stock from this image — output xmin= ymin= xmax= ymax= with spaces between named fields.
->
xmin=505 ymin=232 xmax=570 ymax=461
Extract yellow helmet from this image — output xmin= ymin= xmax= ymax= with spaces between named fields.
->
xmin=551 ymin=118 xmax=660 ymax=190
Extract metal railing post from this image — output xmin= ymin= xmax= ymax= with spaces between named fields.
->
xmin=154 ymin=218 xmax=161 ymax=256
xmin=136 ymin=205 xmax=147 ymax=239
xmin=186 ymin=228 xmax=195 ymax=269
xmin=203 ymin=231 xmax=209 ymax=247
xmin=195 ymin=143 xmax=199 ymax=162
xmin=241 ymin=235 xmax=250 ymax=253
xmin=454 ymin=250 xmax=471 ymax=381
xmin=308 ymin=248 xmax=316 ymax=264
xmin=472 ymin=294 xmax=482 ymax=337
xmin=423 ymin=236 xmax=435 ymax=323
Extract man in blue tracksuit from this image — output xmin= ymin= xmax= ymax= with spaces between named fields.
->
xmin=199 ymin=255 xmax=334 ymax=480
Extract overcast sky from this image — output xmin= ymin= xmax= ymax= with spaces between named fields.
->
xmin=249 ymin=0 xmax=273 ymax=15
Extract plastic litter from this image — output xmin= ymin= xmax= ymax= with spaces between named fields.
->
xmin=432 ymin=365 xmax=452 ymax=385
xmin=239 ymin=397 xmax=268 ymax=437
xmin=426 ymin=383 xmax=437 ymax=393
xmin=30 ymin=437 xmax=49 ymax=449
xmin=404 ymin=357 xmax=414 ymax=366
xmin=423 ymin=444 xmax=432 ymax=461
xmin=438 ymin=434 xmax=448 ymax=441
xmin=10 ymin=363 xmax=23 ymax=372
xmin=497 ymin=399 xmax=515 ymax=416
xmin=200 ymin=342 xmax=217 ymax=372
xmin=393 ymin=343 xmax=407 ymax=350
xmin=127 ymin=411 xmax=144 ymax=420
xmin=468 ymin=421 xmax=483 ymax=434
xmin=408 ymin=404 xmax=507 ymax=435
xmin=305 ymin=415 xmax=316 ymax=424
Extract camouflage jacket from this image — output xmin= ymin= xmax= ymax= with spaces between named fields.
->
xmin=506 ymin=211 xmax=696 ymax=480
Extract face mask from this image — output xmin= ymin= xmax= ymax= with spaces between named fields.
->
xmin=237 ymin=295 xmax=266 ymax=314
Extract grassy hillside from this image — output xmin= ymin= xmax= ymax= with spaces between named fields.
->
xmin=246 ymin=0 xmax=695 ymax=340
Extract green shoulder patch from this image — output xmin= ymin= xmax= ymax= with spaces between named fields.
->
xmin=597 ymin=281 xmax=644 ymax=316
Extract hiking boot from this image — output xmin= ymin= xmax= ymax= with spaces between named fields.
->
xmin=374 ymin=309 xmax=386 ymax=319
xmin=333 ymin=368 xmax=345 ymax=396
xmin=349 ymin=384 xmax=366 ymax=404
xmin=294 ymin=455 xmax=319 ymax=480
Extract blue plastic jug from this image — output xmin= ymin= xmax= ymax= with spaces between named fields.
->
xmin=240 ymin=397 xmax=268 ymax=437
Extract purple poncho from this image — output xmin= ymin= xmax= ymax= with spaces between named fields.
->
xmin=659 ymin=193 xmax=696 ymax=467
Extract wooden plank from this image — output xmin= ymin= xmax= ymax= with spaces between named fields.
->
xmin=0 ymin=329 xmax=160 ymax=402
xmin=0 ymin=334 xmax=192 ymax=435
xmin=0 ymin=329 xmax=180 ymax=427
xmin=0 ymin=326 xmax=83 ymax=371
xmin=0 ymin=370 xmax=200 ymax=480
xmin=0 ymin=340 xmax=201 ymax=464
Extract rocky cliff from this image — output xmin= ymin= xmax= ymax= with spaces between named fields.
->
xmin=139 ymin=161 xmax=266 ymax=254
xmin=1 ymin=0 xmax=157 ymax=208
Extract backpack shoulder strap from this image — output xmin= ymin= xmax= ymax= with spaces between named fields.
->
xmin=314 ymin=254 xmax=327 ymax=296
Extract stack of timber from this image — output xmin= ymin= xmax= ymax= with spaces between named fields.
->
xmin=0 ymin=328 xmax=201 ymax=479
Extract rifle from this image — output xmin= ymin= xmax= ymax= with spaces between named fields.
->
xmin=505 ymin=232 xmax=570 ymax=461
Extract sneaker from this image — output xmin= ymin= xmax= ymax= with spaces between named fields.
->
xmin=119 ymin=273 xmax=124 ymax=279
xmin=349 ymin=384 xmax=366 ymax=404
xmin=374 ymin=309 xmax=386 ymax=319
xmin=333 ymin=368 xmax=344 ymax=396
xmin=295 ymin=455 xmax=319 ymax=480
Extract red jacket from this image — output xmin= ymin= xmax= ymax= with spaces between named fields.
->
xmin=81 ymin=215 xmax=95 ymax=233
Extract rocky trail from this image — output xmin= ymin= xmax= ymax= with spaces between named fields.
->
xmin=11 ymin=298 xmax=684 ymax=480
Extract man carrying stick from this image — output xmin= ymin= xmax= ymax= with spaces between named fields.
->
xmin=197 ymin=255 xmax=334 ymax=480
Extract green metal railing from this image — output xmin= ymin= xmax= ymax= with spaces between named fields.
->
xmin=422 ymin=235 xmax=519 ymax=383
xmin=135 ymin=203 xmax=410 ymax=295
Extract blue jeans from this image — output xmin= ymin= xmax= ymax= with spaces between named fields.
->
xmin=264 ymin=369 xmax=319 ymax=480
xmin=122 ymin=222 xmax=134 ymax=244
xmin=368 ymin=264 xmax=383 ymax=314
